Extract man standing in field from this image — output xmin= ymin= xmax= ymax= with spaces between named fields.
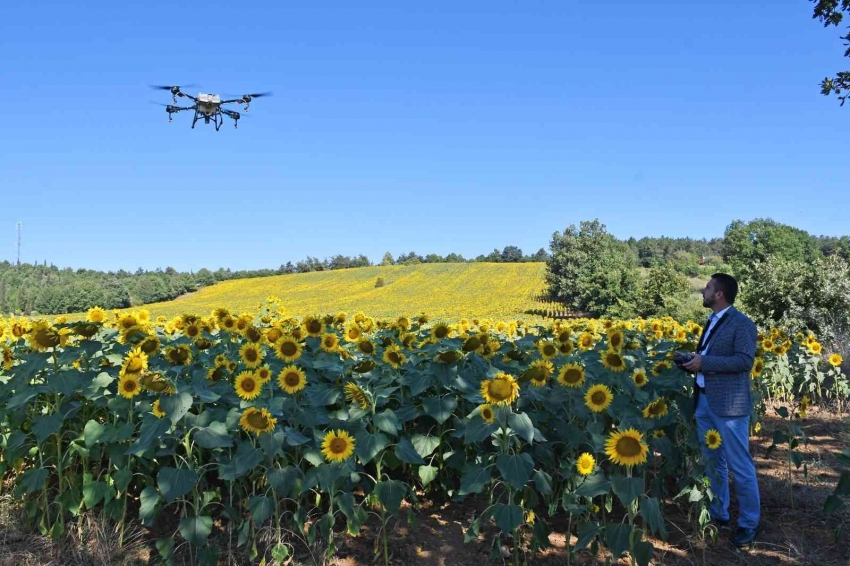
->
xmin=679 ymin=273 xmax=760 ymax=549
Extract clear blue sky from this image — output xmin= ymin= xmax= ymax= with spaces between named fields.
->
xmin=1 ymin=1 xmax=847 ymax=272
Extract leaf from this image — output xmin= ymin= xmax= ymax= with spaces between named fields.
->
xmin=375 ymin=479 xmax=407 ymax=514
xmin=575 ymin=473 xmax=611 ymax=498
xmin=305 ymin=384 xmax=341 ymax=406
xmin=48 ymin=370 xmax=84 ymax=396
xmin=32 ymin=413 xmax=63 ymax=443
xmin=194 ymin=422 xmax=234 ymax=449
xmin=15 ymin=468 xmax=48 ymax=495
xmin=458 ymin=464 xmax=492 ymax=496
xmin=284 ymin=427 xmax=309 ymax=446
xmin=508 ymin=412 xmax=535 ymax=443
xmin=178 ymin=515 xmax=213 ymax=546
xmin=218 ymin=440 xmax=264 ymax=481
xmin=267 ymin=466 xmax=304 ymax=497
xmin=464 ymin=417 xmax=498 ymax=443
xmin=422 ymin=396 xmax=457 ymax=425
xmin=639 ymin=497 xmax=668 ymax=539
xmin=249 ymin=495 xmax=274 ymax=528
xmin=790 ymin=451 xmax=805 ymax=469
xmin=418 ymin=465 xmax=438 ymax=487
xmin=532 ymin=470 xmax=553 ymax=496
xmin=271 ymin=543 xmax=290 ymax=562
xmin=393 ymin=404 xmax=421 ymax=423
xmin=574 ymin=521 xmax=599 ymax=550
xmin=496 ymin=453 xmax=534 ymax=490
xmin=394 ymin=436 xmax=426 ymax=465
xmin=7 ymin=387 xmax=47 ymax=411
xmin=824 ymin=494 xmax=845 ymax=514
xmin=4 ymin=431 xmax=28 ymax=462
xmin=374 ymin=409 xmax=400 ymax=436
xmin=605 ymin=523 xmax=632 ymax=559
xmin=126 ymin=417 xmax=171 ymax=456
xmin=355 ymin=432 xmax=390 ymax=465
xmin=775 ymin=406 xmax=789 ymax=419
xmin=114 ymin=468 xmax=133 ymax=492
xmin=160 ymin=391 xmax=193 ymax=424
xmin=157 ymin=467 xmax=199 ymax=503
xmin=82 ymin=480 xmax=108 ymax=509
xmin=492 ymin=503 xmax=524 ymax=533
xmin=258 ymin=429 xmax=286 ymax=458
xmin=139 ymin=486 xmax=160 ymax=527
xmin=412 ymin=434 xmax=441 ymax=458
xmin=835 ymin=471 xmax=850 ymax=496
xmin=611 ymin=474 xmax=644 ymax=507
xmin=632 ymin=539 xmax=654 ymax=566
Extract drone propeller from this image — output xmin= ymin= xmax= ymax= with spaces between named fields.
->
xmin=149 ymin=84 xmax=198 ymax=91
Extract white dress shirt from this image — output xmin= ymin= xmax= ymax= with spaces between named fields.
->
xmin=696 ymin=305 xmax=732 ymax=388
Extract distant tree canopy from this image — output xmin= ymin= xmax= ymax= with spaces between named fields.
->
xmin=721 ymin=218 xmax=825 ymax=281
xmin=812 ymin=0 xmax=850 ymax=105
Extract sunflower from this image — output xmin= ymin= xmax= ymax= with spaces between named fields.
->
xmin=651 ymin=360 xmax=671 ymax=376
xmin=559 ymin=341 xmax=575 ymax=356
xmin=321 ymin=429 xmax=356 ymax=463
xmin=481 ymin=373 xmax=520 ymax=405
xmin=152 ymin=399 xmax=167 ymax=418
xmin=274 ymin=336 xmax=302 ymax=362
xmin=184 ymin=322 xmax=202 ymax=340
xmin=302 ymin=316 xmax=324 ymax=337
xmin=578 ymin=332 xmax=596 ymax=350
xmin=320 ymin=333 xmax=340 ymax=353
xmin=2 ymin=346 xmax=15 ymax=370
xmin=605 ymin=428 xmax=649 ymax=467
xmin=278 ymin=365 xmax=307 ymax=394
xmin=527 ymin=360 xmax=554 ymax=387
xmin=86 ymin=306 xmax=108 ymax=323
xmin=479 ymin=403 xmax=496 ymax=424
xmin=357 ymin=339 xmax=376 ymax=356
xmin=585 ymin=384 xmax=613 ymax=413
xmin=751 ymin=357 xmax=765 ymax=377
xmin=652 ymin=429 xmax=666 ymax=438
xmin=117 ymin=314 xmax=139 ymax=331
xmin=576 ymin=453 xmax=595 ymax=476
xmin=396 ymin=316 xmax=411 ymax=331
xmin=632 ymin=369 xmax=648 ymax=388
xmin=27 ymin=320 xmax=66 ymax=351
xmin=239 ymin=343 xmax=263 ymax=369
xmin=704 ymin=429 xmax=722 ymax=449
xmin=607 ymin=329 xmax=624 ymax=351
xmin=121 ymin=346 xmax=148 ymax=375
xmin=221 ymin=316 xmax=237 ymax=332
xmin=829 ymin=353 xmax=843 ymax=368
xmin=139 ymin=335 xmax=161 ymax=355
xmin=239 ymin=407 xmax=278 ymax=435
xmin=265 ymin=326 xmax=284 ymax=345
xmin=344 ymin=382 xmax=370 ymax=409
xmin=206 ymin=365 xmax=229 ymax=381
xmin=343 ymin=324 xmax=363 ymax=342
xmin=808 ymin=342 xmax=823 ymax=355
xmin=256 ymin=366 xmax=272 ymax=383
xmin=642 ymin=398 xmax=669 ymax=419
xmin=164 ymin=344 xmax=193 ymax=366
xmin=118 ymin=373 xmax=142 ymax=399
xmin=382 ymin=345 xmax=407 ymax=369
xmin=335 ymin=311 xmax=347 ymax=324
xmin=537 ymin=340 xmax=559 ymax=360
xmin=600 ymin=349 xmax=627 ymax=373
xmin=244 ymin=325 xmax=263 ymax=343
xmin=234 ymin=371 xmax=263 ymax=400
xmin=556 ymin=328 xmax=572 ymax=344
xmin=557 ymin=363 xmax=586 ymax=388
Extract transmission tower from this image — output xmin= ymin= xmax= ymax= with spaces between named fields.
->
xmin=16 ymin=222 xmax=21 ymax=266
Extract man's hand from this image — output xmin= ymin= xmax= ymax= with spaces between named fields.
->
xmin=683 ymin=354 xmax=702 ymax=373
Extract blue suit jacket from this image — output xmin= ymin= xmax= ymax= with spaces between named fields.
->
xmin=696 ymin=306 xmax=758 ymax=418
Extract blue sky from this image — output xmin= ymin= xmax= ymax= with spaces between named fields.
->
xmin=1 ymin=1 xmax=847 ymax=272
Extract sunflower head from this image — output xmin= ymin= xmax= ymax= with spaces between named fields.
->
xmin=320 ymin=333 xmax=340 ymax=353
xmin=344 ymin=324 xmax=363 ymax=342
xmin=302 ymin=316 xmax=324 ymax=337
xmin=605 ymin=428 xmax=649 ymax=467
xmin=607 ymin=329 xmax=624 ymax=351
xmin=432 ymin=322 xmax=451 ymax=340
xmin=152 ymin=399 xmax=167 ymax=418
xmin=578 ymin=332 xmax=596 ymax=350
xmin=244 ymin=326 xmax=263 ymax=343
xmin=751 ymin=357 xmax=765 ymax=377
xmin=164 ymin=344 xmax=193 ymax=366
xmin=235 ymin=371 xmax=263 ymax=400
xmin=357 ymin=339 xmax=376 ymax=356
xmin=479 ymin=403 xmax=496 ymax=424
xmin=601 ymin=349 xmax=627 ymax=372
xmin=480 ymin=373 xmax=520 ymax=405
xmin=275 ymin=336 xmax=302 ymax=362
xmin=344 ymin=382 xmax=371 ymax=409
xmin=239 ymin=407 xmax=278 ymax=435
xmin=239 ymin=342 xmax=264 ymax=368
xmin=537 ymin=340 xmax=559 ymax=360
xmin=632 ymin=369 xmax=648 ymax=388
xmin=86 ymin=306 xmax=108 ymax=323
xmin=585 ymin=384 xmax=614 ymax=413
xmin=278 ymin=365 xmax=307 ymax=395
xmin=321 ymin=429 xmax=356 ymax=463
xmin=557 ymin=363 xmax=586 ymax=388
xmin=526 ymin=360 xmax=554 ymax=387
xmin=265 ymin=326 xmax=284 ymax=345
xmin=576 ymin=453 xmax=595 ymax=476
xmin=382 ymin=345 xmax=407 ymax=369
xmin=122 ymin=346 xmax=148 ymax=375
xmin=118 ymin=373 xmax=141 ymax=399
xmin=705 ymin=429 xmax=722 ymax=449
xmin=828 ymin=353 xmax=843 ymax=368
xmin=642 ymin=398 xmax=669 ymax=419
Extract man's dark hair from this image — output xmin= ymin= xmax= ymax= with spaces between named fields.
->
xmin=711 ymin=273 xmax=738 ymax=304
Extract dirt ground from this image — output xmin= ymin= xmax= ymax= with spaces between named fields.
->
xmin=2 ymin=402 xmax=849 ymax=566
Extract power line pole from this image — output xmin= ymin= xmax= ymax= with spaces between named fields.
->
xmin=16 ymin=222 xmax=21 ymax=266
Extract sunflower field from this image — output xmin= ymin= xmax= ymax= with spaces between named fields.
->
xmin=0 ymin=300 xmax=846 ymax=566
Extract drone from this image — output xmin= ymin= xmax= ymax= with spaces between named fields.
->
xmin=150 ymin=84 xmax=271 ymax=130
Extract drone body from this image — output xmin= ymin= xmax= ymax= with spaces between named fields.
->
xmin=151 ymin=85 xmax=271 ymax=130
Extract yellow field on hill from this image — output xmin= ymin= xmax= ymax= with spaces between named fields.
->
xmin=123 ymin=263 xmax=548 ymax=322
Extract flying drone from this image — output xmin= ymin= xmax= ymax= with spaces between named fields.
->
xmin=150 ymin=84 xmax=271 ymax=130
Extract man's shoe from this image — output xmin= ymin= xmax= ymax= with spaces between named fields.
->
xmin=731 ymin=526 xmax=758 ymax=548
xmin=713 ymin=517 xmax=732 ymax=533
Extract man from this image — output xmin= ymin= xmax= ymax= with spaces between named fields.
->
xmin=679 ymin=273 xmax=760 ymax=548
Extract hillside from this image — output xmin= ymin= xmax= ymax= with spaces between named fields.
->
xmin=104 ymin=262 xmax=548 ymax=322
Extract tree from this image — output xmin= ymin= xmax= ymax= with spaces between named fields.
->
xmin=634 ymin=262 xmax=700 ymax=320
xmin=501 ymin=246 xmax=523 ymax=263
xmin=531 ymin=248 xmax=549 ymax=262
xmin=485 ymin=248 xmax=502 ymax=263
xmin=812 ymin=0 xmax=850 ymax=105
xmin=721 ymin=218 xmax=821 ymax=282
xmin=444 ymin=253 xmax=466 ymax=263
xmin=545 ymin=219 xmax=639 ymax=317
xmin=196 ymin=268 xmax=215 ymax=287
xmin=381 ymin=252 xmax=394 ymax=266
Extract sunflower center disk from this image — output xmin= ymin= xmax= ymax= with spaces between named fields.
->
xmin=616 ymin=437 xmax=643 ymax=457
xmin=488 ymin=379 xmax=512 ymax=401
xmin=329 ymin=438 xmax=348 ymax=454
xmin=247 ymin=412 xmax=270 ymax=430
xmin=285 ymin=373 xmax=300 ymax=387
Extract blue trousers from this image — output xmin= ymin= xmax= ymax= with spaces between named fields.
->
xmin=694 ymin=393 xmax=760 ymax=529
